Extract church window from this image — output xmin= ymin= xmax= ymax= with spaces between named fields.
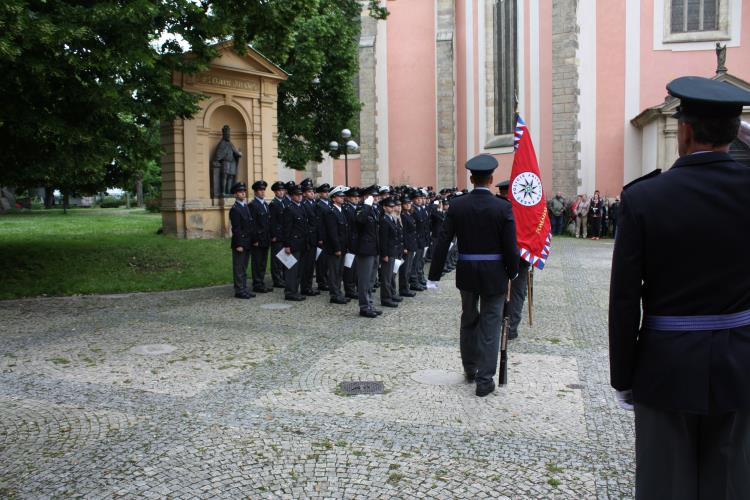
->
xmin=670 ymin=0 xmax=719 ymax=33
xmin=494 ymin=0 xmax=517 ymax=137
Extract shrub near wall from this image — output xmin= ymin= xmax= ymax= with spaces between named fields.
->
xmin=99 ymin=196 xmax=125 ymax=208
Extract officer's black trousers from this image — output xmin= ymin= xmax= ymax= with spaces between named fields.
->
xmin=356 ymin=255 xmax=375 ymax=311
xmin=508 ymin=260 xmax=530 ymax=336
xmin=398 ymin=252 xmax=415 ymax=294
xmin=410 ymin=248 xmax=426 ymax=285
xmin=283 ymin=250 xmax=303 ymax=297
xmin=326 ymin=254 xmax=345 ymax=300
xmin=459 ymin=291 xmax=505 ymax=389
xmin=316 ymin=247 xmax=328 ymax=289
xmin=271 ymin=241 xmax=286 ymax=287
xmin=232 ymin=249 xmax=250 ymax=294
xmin=250 ymin=245 xmax=269 ymax=289
xmin=634 ymin=403 xmax=750 ymax=500
xmin=300 ymin=245 xmax=316 ymax=293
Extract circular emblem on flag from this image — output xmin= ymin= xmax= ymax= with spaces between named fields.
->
xmin=511 ymin=172 xmax=543 ymax=206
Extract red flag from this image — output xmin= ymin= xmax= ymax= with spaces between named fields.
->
xmin=509 ymin=115 xmax=551 ymax=269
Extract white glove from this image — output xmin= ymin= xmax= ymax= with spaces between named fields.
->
xmin=615 ymin=389 xmax=634 ymax=411
xmin=739 ymin=121 xmax=750 ymax=147
xmin=426 ymin=280 xmax=439 ymax=290
xmin=364 ymin=196 xmax=374 ymax=206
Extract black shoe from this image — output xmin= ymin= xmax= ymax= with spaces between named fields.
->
xmin=285 ymin=294 xmax=306 ymax=301
xmin=399 ymin=291 xmax=416 ymax=298
xmin=391 ymin=297 xmax=403 ymax=303
xmin=301 ymin=289 xmax=320 ymax=296
xmin=372 ymin=309 xmax=383 ymax=315
xmin=253 ymin=286 xmax=272 ymax=293
xmin=359 ymin=309 xmax=378 ymax=318
xmin=235 ymin=292 xmax=253 ymax=299
xmin=318 ymin=285 xmax=330 ymax=292
xmin=330 ymin=297 xmax=348 ymax=304
xmin=345 ymin=293 xmax=358 ymax=299
xmin=476 ymin=382 xmax=496 ymax=397
xmin=464 ymin=370 xmax=477 ymax=383
xmin=420 ymin=281 xmax=428 ymax=286
xmin=507 ymin=332 xmax=518 ymax=340
xmin=410 ymin=285 xmax=426 ymax=292
xmin=381 ymin=301 xmax=399 ymax=308
xmin=374 ymin=283 xmax=380 ymax=288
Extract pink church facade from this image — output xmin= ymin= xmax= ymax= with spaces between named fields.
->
xmin=298 ymin=1 xmax=750 ymax=198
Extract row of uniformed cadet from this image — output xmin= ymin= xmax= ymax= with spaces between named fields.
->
xmin=228 ymin=179 xmax=459 ymax=317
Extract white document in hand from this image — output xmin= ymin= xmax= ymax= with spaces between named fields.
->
xmin=344 ymin=252 xmax=356 ymax=268
xmin=315 ymin=247 xmax=323 ymax=261
xmin=423 ymin=247 xmax=428 ymax=258
xmin=275 ymin=248 xmax=298 ymax=269
xmin=393 ymin=258 xmax=404 ymax=273
xmin=449 ymin=241 xmax=455 ymax=251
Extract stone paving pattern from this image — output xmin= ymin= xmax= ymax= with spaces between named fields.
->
xmin=0 ymin=238 xmax=635 ymax=498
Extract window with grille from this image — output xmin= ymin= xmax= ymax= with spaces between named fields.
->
xmin=670 ymin=0 xmax=719 ymax=33
xmin=494 ymin=0 xmax=517 ymax=137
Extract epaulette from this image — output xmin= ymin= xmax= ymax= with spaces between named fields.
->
xmin=622 ymin=168 xmax=661 ymax=191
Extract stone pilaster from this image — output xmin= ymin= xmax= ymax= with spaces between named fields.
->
xmin=436 ymin=0 xmax=456 ymax=190
xmin=551 ymin=0 xmax=581 ymax=196
xmin=358 ymin=6 xmax=379 ymax=186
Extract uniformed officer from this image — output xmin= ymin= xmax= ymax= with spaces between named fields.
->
xmin=609 ymin=76 xmax=750 ymax=498
xmin=281 ymin=185 xmax=308 ymax=301
xmin=378 ymin=197 xmax=403 ymax=308
xmin=269 ymin=181 xmax=287 ymax=288
xmin=496 ymin=179 xmax=530 ymax=341
xmin=399 ymin=194 xmax=418 ymax=298
xmin=427 ymin=154 xmax=519 ymax=397
xmin=355 ymin=186 xmax=382 ymax=318
xmin=249 ymin=180 xmax=273 ymax=293
xmin=314 ymin=184 xmax=332 ymax=291
xmin=323 ymin=186 xmax=350 ymax=304
xmin=300 ymin=179 xmax=321 ymax=296
xmin=342 ymin=187 xmax=360 ymax=299
xmin=228 ymin=182 xmax=256 ymax=299
xmin=410 ymin=189 xmax=429 ymax=290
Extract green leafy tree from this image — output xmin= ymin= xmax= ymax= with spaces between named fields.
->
xmin=0 ymin=0 xmax=388 ymax=195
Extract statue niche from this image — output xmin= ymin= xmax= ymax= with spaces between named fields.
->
xmin=211 ymin=124 xmax=243 ymax=197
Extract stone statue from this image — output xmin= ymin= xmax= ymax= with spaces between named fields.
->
xmin=716 ymin=42 xmax=727 ymax=75
xmin=212 ymin=125 xmax=243 ymax=197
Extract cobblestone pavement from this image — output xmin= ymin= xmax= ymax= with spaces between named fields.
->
xmin=0 ymin=238 xmax=634 ymax=499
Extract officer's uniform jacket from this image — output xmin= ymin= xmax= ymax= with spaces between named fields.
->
xmin=302 ymin=199 xmax=320 ymax=247
xmin=355 ymin=204 xmax=379 ymax=256
xmin=249 ymin=197 xmax=271 ymax=247
xmin=428 ymin=189 xmax=518 ymax=295
xmin=282 ymin=202 xmax=308 ymax=253
xmin=609 ymin=151 xmax=750 ymax=414
xmin=323 ymin=205 xmax=349 ymax=255
xmin=430 ymin=207 xmax=445 ymax=238
xmin=229 ymin=201 xmax=254 ymax=249
xmin=379 ymin=214 xmax=404 ymax=258
xmin=269 ymin=197 xmax=286 ymax=243
xmin=401 ymin=211 xmax=418 ymax=253
xmin=343 ymin=202 xmax=359 ymax=253
xmin=413 ymin=205 xmax=430 ymax=248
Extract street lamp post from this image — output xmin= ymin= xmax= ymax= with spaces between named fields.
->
xmin=329 ymin=129 xmax=359 ymax=186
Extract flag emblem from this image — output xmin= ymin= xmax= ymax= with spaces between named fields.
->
xmin=511 ymin=172 xmax=543 ymax=207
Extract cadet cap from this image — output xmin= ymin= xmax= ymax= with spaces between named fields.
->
xmin=466 ymin=153 xmax=499 ymax=173
xmin=668 ymin=76 xmax=750 ymax=119
xmin=251 ymin=180 xmax=267 ymax=191
xmin=230 ymin=182 xmax=247 ymax=194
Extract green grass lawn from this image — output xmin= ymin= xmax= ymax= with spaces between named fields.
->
xmin=0 ymin=208 xmax=233 ymax=299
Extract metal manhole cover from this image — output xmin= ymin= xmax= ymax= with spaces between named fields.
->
xmin=410 ymin=369 xmax=464 ymax=386
xmin=261 ymin=303 xmax=293 ymax=310
xmin=130 ymin=344 xmax=177 ymax=356
xmin=339 ymin=381 xmax=385 ymax=395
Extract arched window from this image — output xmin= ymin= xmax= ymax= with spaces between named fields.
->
xmin=494 ymin=0 xmax=518 ymax=137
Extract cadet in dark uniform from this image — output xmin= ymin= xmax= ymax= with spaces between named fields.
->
xmin=269 ymin=181 xmax=287 ymax=288
xmin=228 ymin=182 xmax=256 ymax=299
xmin=343 ymin=188 xmax=360 ymax=299
xmin=315 ymin=184 xmax=331 ymax=291
xmin=249 ymin=180 xmax=272 ymax=293
xmin=428 ymin=154 xmax=519 ymax=397
xmin=300 ymin=180 xmax=321 ymax=296
xmin=355 ymin=186 xmax=382 ymax=318
xmin=281 ymin=185 xmax=308 ymax=301
xmin=323 ymin=186 xmax=350 ymax=304
xmin=399 ymin=195 xmax=418 ymax=298
xmin=410 ymin=190 xmax=429 ymax=290
xmin=609 ymin=77 xmax=750 ymax=499
xmin=496 ymin=179 xmax=530 ymax=340
xmin=378 ymin=197 xmax=403 ymax=308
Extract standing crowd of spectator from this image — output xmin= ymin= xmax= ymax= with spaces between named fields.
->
xmin=547 ymin=191 xmax=621 ymax=239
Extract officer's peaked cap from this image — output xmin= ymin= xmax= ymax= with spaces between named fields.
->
xmin=466 ymin=153 xmax=499 ymax=173
xmin=271 ymin=181 xmax=286 ymax=191
xmin=668 ymin=76 xmax=750 ymax=119
xmin=230 ymin=182 xmax=247 ymax=194
xmin=251 ymin=180 xmax=267 ymax=191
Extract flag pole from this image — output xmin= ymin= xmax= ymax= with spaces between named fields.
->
xmin=528 ymin=266 xmax=534 ymax=326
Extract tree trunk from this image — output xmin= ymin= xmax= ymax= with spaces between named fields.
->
xmin=135 ymin=179 xmax=144 ymax=207
xmin=44 ymin=186 xmax=54 ymax=209
xmin=63 ymin=191 xmax=69 ymax=214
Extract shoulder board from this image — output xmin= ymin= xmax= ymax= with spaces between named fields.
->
xmin=623 ymin=169 xmax=661 ymax=191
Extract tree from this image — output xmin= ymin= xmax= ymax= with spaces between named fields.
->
xmin=0 ymin=0 xmax=388 ymax=195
